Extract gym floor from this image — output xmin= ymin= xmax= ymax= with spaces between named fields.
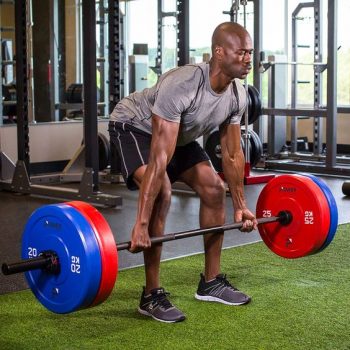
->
xmin=0 ymin=170 xmax=348 ymax=295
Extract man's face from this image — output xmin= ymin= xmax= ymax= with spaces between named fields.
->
xmin=217 ymin=34 xmax=253 ymax=80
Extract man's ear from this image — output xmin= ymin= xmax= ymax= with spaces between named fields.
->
xmin=214 ymin=45 xmax=222 ymax=59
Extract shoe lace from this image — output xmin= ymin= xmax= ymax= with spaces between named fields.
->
xmin=152 ymin=291 xmax=173 ymax=310
xmin=216 ymin=274 xmax=238 ymax=291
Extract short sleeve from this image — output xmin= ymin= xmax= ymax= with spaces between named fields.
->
xmin=151 ymin=67 xmax=204 ymax=122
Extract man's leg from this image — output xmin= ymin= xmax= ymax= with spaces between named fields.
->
xmin=109 ymin=124 xmax=185 ymax=321
xmin=134 ymin=165 xmax=185 ymax=322
xmin=179 ymin=161 xmax=251 ymax=305
xmin=179 ymin=161 xmax=226 ymax=281
xmin=133 ymin=165 xmax=172 ymax=293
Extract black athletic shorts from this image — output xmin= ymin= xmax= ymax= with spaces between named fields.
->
xmin=108 ymin=121 xmax=210 ymax=190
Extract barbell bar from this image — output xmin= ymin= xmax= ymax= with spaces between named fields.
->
xmin=1 ymin=174 xmax=338 ymax=314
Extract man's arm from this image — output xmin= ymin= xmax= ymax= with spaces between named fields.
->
xmin=220 ymin=123 xmax=257 ymax=231
xmin=130 ymin=114 xmax=180 ymax=252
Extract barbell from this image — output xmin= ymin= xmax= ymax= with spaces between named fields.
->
xmin=1 ymin=174 xmax=338 ymax=314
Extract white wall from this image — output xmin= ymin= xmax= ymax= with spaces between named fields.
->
xmin=0 ymin=120 xmax=109 ymax=163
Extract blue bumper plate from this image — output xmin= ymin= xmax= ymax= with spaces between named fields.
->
xmin=22 ymin=203 xmax=102 ymax=314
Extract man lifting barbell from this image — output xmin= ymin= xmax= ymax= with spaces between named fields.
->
xmin=0 ymin=25 xmax=338 ymax=324
xmin=108 ymin=22 xmax=257 ymax=323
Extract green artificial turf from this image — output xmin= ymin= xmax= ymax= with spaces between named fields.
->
xmin=1 ymin=224 xmax=350 ymax=350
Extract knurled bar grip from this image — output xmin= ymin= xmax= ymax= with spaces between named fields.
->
xmin=116 ymin=214 xmax=286 ymax=251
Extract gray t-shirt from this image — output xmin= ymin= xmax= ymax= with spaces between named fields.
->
xmin=110 ymin=62 xmax=247 ymax=146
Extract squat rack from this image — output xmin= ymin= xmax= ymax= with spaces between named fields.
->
xmin=252 ymin=0 xmax=349 ymax=176
xmin=151 ymin=0 xmax=189 ymax=77
xmin=0 ymin=0 xmax=123 ymax=207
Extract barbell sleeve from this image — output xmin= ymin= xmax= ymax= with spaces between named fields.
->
xmin=2 ymin=251 xmax=59 ymax=276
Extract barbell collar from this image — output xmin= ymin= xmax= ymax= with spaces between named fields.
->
xmin=277 ymin=210 xmax=293 ymax=226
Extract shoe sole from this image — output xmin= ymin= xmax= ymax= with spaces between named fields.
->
xmin=138 ymin=307 xmax=185 ymax=323
xmin=194 ymin=293 xmax=251 ymax=306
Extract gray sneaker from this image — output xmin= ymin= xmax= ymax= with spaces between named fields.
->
xmin=195 ymin=273 xmax=251 ymax=306
xmin=138 ymin=287 xmax=186 ymax=323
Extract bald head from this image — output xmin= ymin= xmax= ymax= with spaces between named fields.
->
xmin=211 ymin=22 xmax=250 ymax=54
xmin=209 ymin=22 xmax=253 ymax=83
